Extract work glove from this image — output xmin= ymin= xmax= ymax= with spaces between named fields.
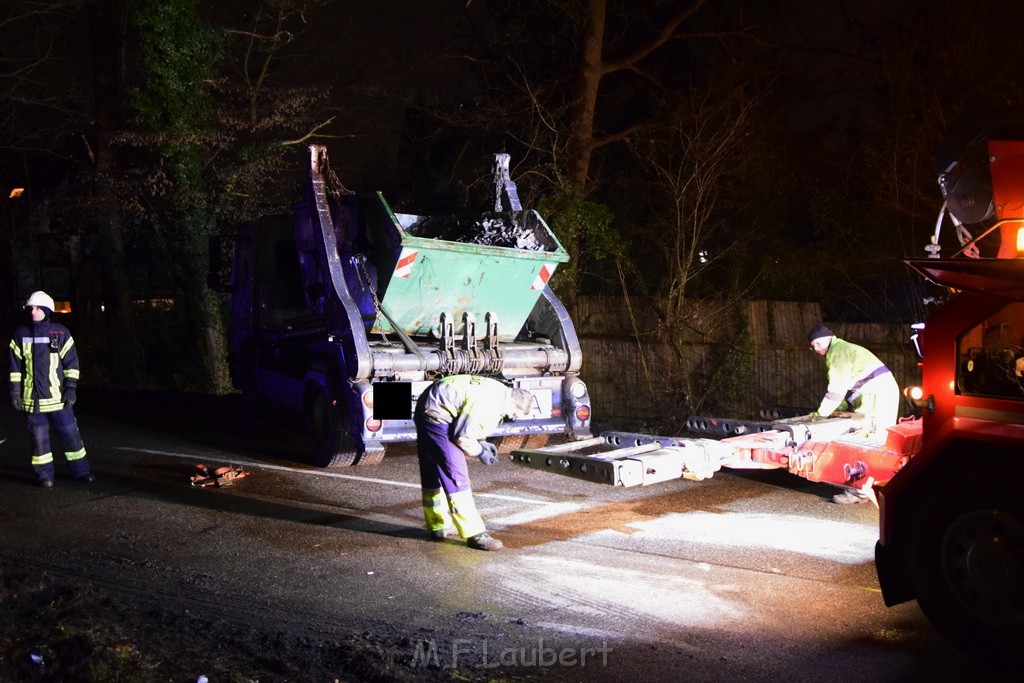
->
xmin=477 ymin=441 xmax=498 ymax=465
xmin=63 ymin=387 xmax=77 ymax=407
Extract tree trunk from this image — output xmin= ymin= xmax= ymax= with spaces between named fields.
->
xmin=88 ymin=0 xmax=143 ymax=387
xmin=566 ymin=0 xmax=607 ymax=192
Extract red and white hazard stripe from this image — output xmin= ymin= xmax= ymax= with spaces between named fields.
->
xmin=530 ymin=264 xmax=556 ymax=290
xmin=394 ymin=247 xmax=418 ymax=278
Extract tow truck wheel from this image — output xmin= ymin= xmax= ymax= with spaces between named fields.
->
xmin=908 ymin=474 xmax=1024 ymax=656
xmin=306 ymin=385 xmax=359 ymax=467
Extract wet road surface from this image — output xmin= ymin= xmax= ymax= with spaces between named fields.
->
xmin=0 ymin=391 xmax=1002 ymax=681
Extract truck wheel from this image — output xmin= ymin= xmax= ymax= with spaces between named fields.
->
xmin=306 ymin=386 xmax=359 ymax=467
xmin=907 ymin=474 xmax=1024 ymax=656
xmin=355 ymin=446 xmax=385 ymax=466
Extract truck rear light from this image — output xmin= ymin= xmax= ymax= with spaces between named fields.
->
xmin=569 ymin=380 xmax=588 ymax=399
xmin=362 ymin=391 xmax=373 ymax=408
xmin=575 ymin=405 xmax=591 ymax=422
xmin=365 ymin=418 xmax=382 ymax=432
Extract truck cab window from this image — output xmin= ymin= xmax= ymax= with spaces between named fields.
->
xmin=957 ymin=301 xmax=1024 ymax=398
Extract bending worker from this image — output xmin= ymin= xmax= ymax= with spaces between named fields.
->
xmin=9 ymin=291 xmax=94 ymax=488
xmin=808 ymin=324 xmax=900 ymax=504
xmin=415 ymin=374 xmax=534 ymax=551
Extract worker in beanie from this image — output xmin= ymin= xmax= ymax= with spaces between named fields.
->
xmin=8 ymin=291 xmax=94 ymax=488
xmin=808 ymin=324 xmax=900 ymax=504
xmin=415 ymin=374 xmax=534 ymax=550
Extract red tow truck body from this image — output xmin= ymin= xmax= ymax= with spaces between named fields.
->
xmin=873 ymin=258 xmax=1024 ymax=654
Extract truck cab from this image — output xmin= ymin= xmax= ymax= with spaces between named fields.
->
xmin=874 ymin=111 xmax=1024 ymax=655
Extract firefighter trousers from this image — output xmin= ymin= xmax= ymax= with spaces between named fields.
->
xmin=414 ymin=414 xmax=486 ymax=539
xmin=25 ymin=406 xmax=90 ymax=481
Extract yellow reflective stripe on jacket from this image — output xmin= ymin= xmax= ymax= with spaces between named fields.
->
xmin=47 ymin=350 xmax=61 ymax=398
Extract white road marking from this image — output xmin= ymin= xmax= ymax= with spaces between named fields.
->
xmin=487 ymin=502 xmax=584 ymax=528
xmin=118 ymin=447 xmax=569 ymax=506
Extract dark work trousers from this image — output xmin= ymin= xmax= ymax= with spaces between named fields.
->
xmin=414 ymin=409 xmax=486 ymax=539
xmin=25 ymin=406 xmax=90 ymax=481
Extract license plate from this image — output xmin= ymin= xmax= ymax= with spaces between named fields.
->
xmin=527 ymin=388 xmax=552 ymax=418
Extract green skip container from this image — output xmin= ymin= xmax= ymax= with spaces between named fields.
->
xmin=363 ymin=192 xmax=569 ymax=341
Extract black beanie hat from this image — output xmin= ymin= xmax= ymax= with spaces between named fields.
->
xmin=807 ymin=325 xmax=833 ymax=343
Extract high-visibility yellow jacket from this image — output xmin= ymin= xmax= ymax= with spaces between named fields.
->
xmin=818 ymin=337 xmax=899 ymax=429
xmin=418 ymin=375 xmax=512 ymax=456
xmin=9 ymin=318 xmax=80 ymax=413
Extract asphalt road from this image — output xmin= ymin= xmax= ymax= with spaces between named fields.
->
xmin=0 ymin=391 xmax=1005 ymax=682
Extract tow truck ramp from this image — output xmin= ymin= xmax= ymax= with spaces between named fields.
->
xmin=511 ymin=413 xmax=921 ymax=492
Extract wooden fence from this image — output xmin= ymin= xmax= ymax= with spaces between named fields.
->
xmin=572 ymin=296 xmax=921 ymax=430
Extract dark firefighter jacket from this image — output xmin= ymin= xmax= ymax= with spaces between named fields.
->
xmin=9 ymin=318 xmax=80 ymax=413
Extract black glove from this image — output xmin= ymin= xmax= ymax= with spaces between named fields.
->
xmin=478 ymin=441 xmax=498 ymax=465
xmin=10 ymin=392 xmax=20 ymax=412
xmin=63 ymin=387 xmax=77 ymax=407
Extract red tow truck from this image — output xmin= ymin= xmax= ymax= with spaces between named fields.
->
xmin=513 ymin=110 xmax=1024 ymax=654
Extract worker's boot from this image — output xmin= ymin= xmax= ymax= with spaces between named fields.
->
xmin=832 ymin=490 xmax=869 ymax=504
xmin=467 ymin=532 xmax=503 ymax=551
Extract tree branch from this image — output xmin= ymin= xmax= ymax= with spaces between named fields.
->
xmin=279 ymin=115 xmax=337 ymax=145
xmin=602 ymin=0 xmax=709 ymax=73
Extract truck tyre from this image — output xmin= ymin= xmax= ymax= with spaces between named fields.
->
xmin=907 ymin=471 xmax=1024 ymax=658
xmin=355 ymin=446 xmax=385 ymax=466
xmin=306 ymin=384 xmax=359 ymax=467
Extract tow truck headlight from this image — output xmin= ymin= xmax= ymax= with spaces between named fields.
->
xmin=903 ymin=385 xmax=934 ymax=412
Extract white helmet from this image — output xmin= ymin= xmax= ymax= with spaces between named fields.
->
xmin=25 ymin=291 xmax=56 ymax=313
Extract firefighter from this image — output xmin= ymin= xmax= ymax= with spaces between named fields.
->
xmin=8 ymin=291 xmax=94 ymax=488
xmin=808 ymin=324 xmax=900 ymax=504
xmin=415 ymin=374 xmax=534 ymax=550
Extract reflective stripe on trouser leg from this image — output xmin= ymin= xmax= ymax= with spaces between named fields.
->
xmin=52 ymin=406 xmax=90 ymax=478
xmin=26 ymin=413 xmax=55 ymax=479
xmin=31 ymin=452 xmax=55 ymax=480
xmin=32 ymin=452 xmax=54 ymax=466
xmin=422 ymin=487 xmax=453 ymax=532
xmin=447 ymin=489 xmax=486 ymax=539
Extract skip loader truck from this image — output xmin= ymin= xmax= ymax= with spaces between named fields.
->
xmin=512 ymin=109 xmax=1024 ymax=656
xmin=222 ymin=146 xmax=592 ymax=467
